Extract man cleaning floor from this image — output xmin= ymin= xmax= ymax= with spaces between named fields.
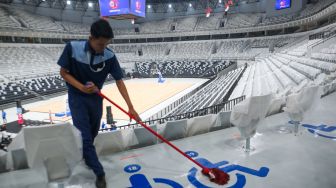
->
xmin=57 ymin=19 xmax=141 ymax=188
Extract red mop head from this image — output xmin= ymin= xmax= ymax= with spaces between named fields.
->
xmin=202 ymin=168 xmax=230 ymax=185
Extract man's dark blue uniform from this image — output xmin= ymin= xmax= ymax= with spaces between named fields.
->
xmin=57 ymin=40 xmax=123 ymax=177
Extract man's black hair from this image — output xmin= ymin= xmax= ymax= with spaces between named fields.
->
xmin=90 ymin=19 xmax=114 ymax=39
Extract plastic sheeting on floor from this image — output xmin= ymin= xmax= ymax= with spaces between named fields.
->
xmin=0 ymin=93 xmax=335 ymax=187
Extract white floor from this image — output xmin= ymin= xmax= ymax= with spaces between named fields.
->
xmin=1 ymin=93 xmax=335 ymax=187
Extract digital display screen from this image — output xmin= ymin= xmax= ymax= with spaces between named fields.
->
xmin=130 ymin=0 xmax=146 ymax=17
xmin=99 ymin=0 xmax=130 ymax=17
xmin=99 ymin=0 xmax=146 ymax=18
xmin=275 ymin=0 xmax=291 ymax=10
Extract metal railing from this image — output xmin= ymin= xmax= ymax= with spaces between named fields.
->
xmin=102 ymin=95 xmax=245 ymax=131
xmin=222 ymin=64 xmax=247 ymax=102
xmin=321 ymin=85 xmax=336 ymax=98
xmin=309 ymin=29 xmax=336 ymax=49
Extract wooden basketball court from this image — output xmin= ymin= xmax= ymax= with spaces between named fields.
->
xmin=27 ymin=78 xmax=205 ymax=122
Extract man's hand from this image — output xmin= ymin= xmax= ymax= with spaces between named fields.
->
xmin=80 ymin=81 xmax=99 ymax=94
xmin=60 ymin=68 xmax=99 ymax=94
xmin=129 ymin=107 xmax=141 ymax=122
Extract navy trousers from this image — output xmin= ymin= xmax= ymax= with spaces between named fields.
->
xmin=68 ymin=92 xmax=105 ymax=177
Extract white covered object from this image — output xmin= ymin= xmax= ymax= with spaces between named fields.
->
xmin=266 ymin=96 xmax=286 ymax=116
xmin=230 ymin=94 xmax=272 ymax=139
xmin=7 ymin=123 xmax=82 ymax=170
xmin=0 ymin=150 xmax=7 ymax=173
xmin=6 ymin=130 xmax=25 ymax=170
xmin=131 ymin=124 xmax=158 ymax=148
xmin=283 ymin=86 xmax=321 ymax=122
xmin=162 ymin=119 xmax=188 ymax=141
xmin=186 ymin=114 xmax=218 ymax=136
xmin=94 ymin=128 xmax=138 ymax=155
xmin=0 ymin=168 xmax=48 ymax=187
xmin=44 ymin=155 xmax=70 ymax=181
xmin=95 ymin=130 xmax=125 ymax=155
xmin=211 ymin=111 xmax=232 ymax=131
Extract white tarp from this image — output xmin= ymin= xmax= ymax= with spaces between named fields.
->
xmin=0 ymin=150 xmax=7 ymax=172
xmin=0 ymin=167 xmax=48 ymax=187
xmin=7 ymin=123 xmax=82 ymax=170
xmin=230 ymin=94 xmax=272 ymax=139
xmin=186 ymin=114 xmax=218 ymax=136
xmin=6 ymin=130 xmax=25 ymax=170
xmin=214 ymin=111 xmax=231 ymax=128
xmin=266 ymin=96 xmax=286 ymax=117
xmin=283 ymin=86 xmax=321 ymax=122
xmin=94 ymin=129 xmax=137 ymax=155
xmin=162 ymin=119 xmax=188 ymax=141
xmin=95 ymin=130 xmax=126 ymax=155
xmin=131 ymin=125 xmax=158 ymax=148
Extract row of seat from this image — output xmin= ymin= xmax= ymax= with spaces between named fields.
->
xmin=17 ymin=76 xmax=66 ymax=96
xmin=230 ymin=50 xmax=335 ymax=100
xmin=279 ymin=53 xmax=336 ymax=73
xmin=311 ymin=43 xmax=336 ymax=63
xmin=0 ymin=46 xmax=60 ymax=80
xmin=168 ymin=67 xmax=244 ymax=116
xmin=0 ymin=82 xmax=35 ymax=105
xmin=136 ymin=60 xmax=231 ymax=78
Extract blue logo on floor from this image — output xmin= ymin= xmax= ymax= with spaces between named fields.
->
xmin=124 ymin=151 xmax=269 ymax=188
xmin=302 ymin=124 xmax=336 ymax=140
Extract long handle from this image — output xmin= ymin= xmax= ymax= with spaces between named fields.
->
xmin=97 ymin=91 xmax=208 ymax=172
